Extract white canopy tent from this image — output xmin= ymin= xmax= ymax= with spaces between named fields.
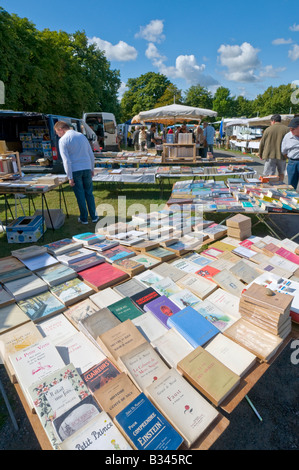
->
xmin=131 ymin=104 xmax=217 ymax=125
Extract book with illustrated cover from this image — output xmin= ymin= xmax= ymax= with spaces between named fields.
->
xmin=9 ymin=337 xmax=65 ymax=411
xmin=35 ymin=262 xmax=77 ymax=286
xmin=177 ymin=346 xmax=240 ymax=406
xmin=50 ymin=278 xmax=94 ymax=306
xmin=93 ymin=372 xmax=140 ymax=419
xmin=169 ymin=288 xmax=202 ymax=310
xmin=59 ymin=411 xmax=132 ymax=450
xmin=78 ymin=262 xmax=129 ymax=291
xmin=193 ymin=299 xmax=237 ymax=332
xmin=195 ymin=265 xmax=221 ymax=283
xmin=107 ymin=296 xmax=143 ymax=322
xmin=36 ymin=313 xmax=77 ymax=345
xmin=144 ymin=295 xmax=181 ymax=329
xmin=204 ymin=333 xmax=257 ymax=377
xmin=44 ymin=238 xmax=83 ymax=255
xmin=151 ymin=328 xmax=194 ymax=368
xmin=0 ymin=256 xmax=31 ymax=283
xmin=56 ymin=247 xmax=95 ymax=266
xmin=3 ymin=273 xmax=48 ymax=301
xmin=52 ymin=395 xmax=101 ymax=442
xmin=114 ymin=393 xmax=183 ymax=450
xmin=18 ymin=290 xmax=66 ymax=322
xmin=167 ymin=306 xmax=219 ymax=349
xmin=28 ymin=363 xmax=90 ymax=449
xmin=87 ymin=239 xmax=119 ymax=252
xmin=101 ymin=245 xmax=135 ymax=263
xmin=132 ymin=311 xmax=168 ymax=342
xmin=177 ymin=273 xmax=218 ymax=300
xmin=145 ymin=247 xmax=177 ymax=262
xmin=66 ymin=253 xmax=105 ymax=272
xmin=134 ymin=270 xmax=164 ymax=288
xmin=151 ymin=276 xmax=182 ymax=297
xmin=82 ymin=358 xmax=120 ymax=393
xmin=130 ymin=287 xmax=161 ymax=311
xmin=112 ymin=257 xmax=145 ymax=276
xmin=129 ymin=253 xmax=160 ymax=269
xmin=72 ymin=232 xmax=105 ymax=245
xmin=64 ymin=298 xmax=99 ymax=329
xmin=145 ymin=368 xmax=219 ymax=448
xmin=96 ymin=319 xmax=147 ymax=363
xmin=118 ymin=342 xmax=169 ymax=392
xmin=0 ymin=321 xmax=42 ymax=382
xmin=79 ymin=307 xmax=121 ymax=345
xmin=171 ymin=258 xmax=202 ymax=274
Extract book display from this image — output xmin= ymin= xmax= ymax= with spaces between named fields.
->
xmin=1 ymin=218 xmax=298 ymax=451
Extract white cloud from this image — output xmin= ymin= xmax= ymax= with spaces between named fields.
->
xmin=158 ymin=54 xmax=219 ymax=87
xmin=272 ymin=38 xmax=293 ymax=45
xmin=290 ymin=23 xmax=299 ymax=32
xmin=259 ymin=65 xmax=286 ymax=77
xmin=217 ymin=42 xmax=261 ymax=82
xmin=289 ymin=44 xmax=299 ymax=61
xmin=135 ymin=20 xmax=165 ymax=43
xmin=89 ymin=37 xmax=137 ymax=62
xmin=145 ymin=43 xmax=166 ymax=66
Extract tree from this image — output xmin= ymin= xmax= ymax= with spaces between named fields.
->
xmin=251 ymin=84 xmax=299 ymax=117
xmin=184 ymin=85 xmax=213 ymax=110
xmin=212 ymin=87 xmax=235 ymax=118
xmin=154 ymin=84 xmax=183 ymax=107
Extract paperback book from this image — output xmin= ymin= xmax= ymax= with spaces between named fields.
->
xmin=35 ymin=263 xmax=77 ymax=287
xmin=107 ymin=296 xmax=143 ymax=322
xmin=50 ymin=278 xmax=94 ymax=306
xmin=64 ymin=298 xmax=99 ymax=329
xmin=144 ymin=295 xmax=181 ymax=328
xmin=132 ymin=311 xmax=168 ymax=342
xmin=44 ymin=238 xmax=83 ymax=255
xmin=78 ymin=262 xmax=129 ymax=291
xmin=79 ymin=307 xmax=121 ymax=346
xmin=18 ymin=290 xmax=66 ymax=322
xmin=3 ymin=273 xmax=48 ymax=301
xmin=36 ymin=313 xmax=77 ymax=346
xmin=151 ymin=328 xmax=194 ymax=368
xmin=130 ymin=287 xmax=161 ymax=311
xmin=81 ymin=358 xmax=121 ymax=393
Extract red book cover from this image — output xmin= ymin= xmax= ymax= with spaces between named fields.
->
xmin=195 ymin=265 xmax=220 ymax=283
xmin=78 ymin=262 xmax=129 ymax=290
xmin=276 ymin=247 xmax=299 ymax=265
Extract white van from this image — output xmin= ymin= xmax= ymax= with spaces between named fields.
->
xmin=83 ymin=112 xmax=118 ymax=151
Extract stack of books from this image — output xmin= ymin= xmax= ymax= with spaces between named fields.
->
xmin=226 ymin=214 xmax=252 ymax=241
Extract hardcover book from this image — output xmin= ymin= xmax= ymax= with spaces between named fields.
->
xmin=166 ymin=306 xmax=219 ymax=348
xmin=50 ymin=278 xmax=94 ymax=306
xmin=82 ymin=358 xmax=120 ymax=393
xmin=59 ymin=412 xmax=132 ymax=450
xmin=9 ymin=337 xmax=65 ymax=411
xmin=114 ymin=393 xmax=183 ymax=450
xmin=93 ymin=372 xmax=140 ymax=418
xmin=144 ymin=295 xmax=181 ymax=328
xmin=90 ymin=287 xmax=123 ymax=308
xmin=177 ymin=273 xmax=218 ymax=300
xmin=18 ymin=290 xmax=66 ymax=322
xmin=3 ymin=273 xmax=48 ymax=301
xmin=118 ymin=342 xmax=169 ymax=391
xmin=132 ymin=311 xmax=168 ymax=343
xmin=204 ymin=333 xmax=257 ymax=377
xmin=78 ymin=262 xmax=129 ymax=291
xmin=96 ymin=319 xmax=147 ymax=363
xmin=28 ymin=363 xmax=90 ymax=449
xmin=52 ymin=395 xmax=101 ymax=442
xmin=0 ymin=321 xmax=42 ymax=382
xmin=151 ymin=328 xmax=194 ymax=368
xmin=145 ymin=368 xmax=219 ymax=448
xmin=56 ymin=331 xmax=107 ymax=375
xmin=130 ymin=287 xmax=161 ymax=311
xmin=44 ymin=238 xmax=83 ymax=255
xmin=177 ymin=346 xmax=240 ymax=406
xmin=64 ymin=298 xmax=99 ymax=328
xmin=107 ymin=296 xmax=144 ymax=322
xmin=35 ymin=263 xmax=77 ymax=287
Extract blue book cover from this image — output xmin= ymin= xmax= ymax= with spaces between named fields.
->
xmin=166 ymin=306 xmax=219 ymax=348
xmin=115 ymin=393 xmax=183 ymax=450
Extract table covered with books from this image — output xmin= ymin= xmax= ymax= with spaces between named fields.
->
xmin=0 ymin=210 xmax=299 ymax=451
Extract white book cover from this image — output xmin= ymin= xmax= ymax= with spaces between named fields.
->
xmin=204 ymin=333 xmax=257 ymax=377
xmin=169 ymin=288 xmax=202 ymax=310
xmin=171 ymin=259 xmax=201 ymax=273
xmin=269 ymin=255 xmax=298 ymax=274
xmin=145 ymin=368 xmax=219 ymax=448
xmin=20 ymin=253 xmax=58 ymax=272
xmin=59 ymin=412 xmax=132 ymax=450
xmin=193 ymin=299 xmax=238 ymax=332
xmin=132 ymin=311 xmax=168 ymax=342
xmin=90 ymin=288 xmax=123 ymax=309
xmin=152 ymin=263 xmax=186 ymax=282
xmin=205 ymin=288 xmax=241 ymax=319
xmin=151 ymin=329 xmax=194 ymax=368
xmin=152 ymin=276 xmax=182 ymax=297
xmin=56 ymin=332 xmax=106 ymax=375
xmin=135 ymin=270 xmax=164 ymax=288
xmin=37 ymin=314 xmax=78 ymax=345
xmin=4 ymin=274 xmax=48 ymax=301
xmin=177 ymin=273 xmax=217 ymax=300
xmin=8 ymin=337 xmax=65 ymax=409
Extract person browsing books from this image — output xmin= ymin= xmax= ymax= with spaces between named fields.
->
xmin=54 ymin=121 xmax=99 ymax=224
xmin=281 ymin=117 xmax=299 ymax=189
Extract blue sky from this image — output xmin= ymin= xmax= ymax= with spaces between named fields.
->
xmin=1 ymin=0 xmax=299 ymax=103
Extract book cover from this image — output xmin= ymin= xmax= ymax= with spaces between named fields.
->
xmin=118 ymin=342 xmax=169 ymax=391
xmin=82 ymin=358 xmax=120 ymax=393
xmin=166 ymin=306 xmax=219 ymax=348
xmin=112 ymin=278 xmax=145 ymax=298
xmin=212 ymin=270 xmax=245 ymax=297
xmin=135 ymin=270 xmax=164 ymax=288
xmin=36 ymin=313 xmax=77 ymax=345
xmin=93 ymin=372 xmax=140 ymax=418
xmin=78 ymin=262 xmax=129 ymax=291
xmin=0 ymin=285 xmax=16 ymax=308
xmin=193 ymin=299 xmax=237 ymax=332
xmin=44 ymin=238 xmax=83 ymax=255
xmin=144 ymin=295 xmax=181 ymax=328
xmin=171 ymin=259 xmax=201 ymax=274
xmin=72 ymin=232 xmax=105 ymax=245
xmin=112 ymin=257 xmax=145 ymax=276
xmin=195 ymin=265 xmax=221 ymax=283
xmin=36 ymin=263 xmax=77 ymax=286
xmin=151 ymin=276 xmax=182 ymax=297
xmin=145 ymin=247 xmax=176 ymax=262
xmin=96 ymin=319 xmax=147 ymax=363
xmin=87 ymin=239 xmax=120 ymax=252
xmin=0 ymin=266 xmax=31 ymax=284
xmin=79 ymin=307 xmax=121 ymax=344
xmin=132 ymin=311 xmax=168 ymax=343
xmin=28 ymin=363 xmax=90 ymax=449
xmin=177 ymin=346 xmax=240 ymax=406
xmin=20 ymin=253 xmax=58 ymax=272
xmin=204 ymin=333 xmax=257 ymax=377
xmin=151 ymin=328 xmax=194 ymax=368
xmin=107 ymin=297 xmax=144 ymax=322
xmin=67 ymin=253 xmax=105 ymax=272
xmin=101 ymin=245 xmax=135 ymax=263
xmin=204 ymin=288 xmax=240 ymax=319
xmin=114 ymin=393 xmax=183 ymax=450
xmin=130 ymin=287 xmax=161 ymax=311
xmin=64 ymin=298 xmax=99 ymax=328
xmin=18 ymin=291 xmax=66 ymax=322
xmin=276 ymin=247 xmax=299 ymax=265
xmin=242 ymin=282 xmax=294 ymax=314
xmin=169 ymin=288 xmax=202 ymax=310
xmin=4 ymin=273 xmax=48 ymax=301
xmin=130 ymin=253 xmax=160 ymax=269
xmin=177 ymin=273 xmax=218 ymax=300
xmin=59 ymin=412 xmax=132 ymax=450
xmin=57 ymin=247 xmax=95 ymax=266
xmin=152 ymin=262 xmax=186 ymax=282
xmin=56 ymin=331 xmax=107 ymax=375
xmin=52 ymin=395 xmax=101 ymax=442
xmin=11 ymin=245 xmax=47 ymax=260
xmin=145 ymin=368 xmax=219 ymax=448
xmin=90 ymin=287 xmax=123 ymax=309
xmin=9 ymin=337 xmax=65 ymax=411
xmin=50 ymin=278 xmax=94 ymax=306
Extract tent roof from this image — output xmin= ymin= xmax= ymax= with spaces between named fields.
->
xmin=135 ymin=104 xmax=217 ymax=125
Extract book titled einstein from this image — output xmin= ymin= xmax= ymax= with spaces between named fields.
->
xmin=114 ymin=393 xmax=183 ymax=450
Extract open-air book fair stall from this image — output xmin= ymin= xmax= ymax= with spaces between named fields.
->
xmin=0 ymin=207 xmax=299 ymax=451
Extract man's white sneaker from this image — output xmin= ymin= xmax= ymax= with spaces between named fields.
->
xmin=78 ymin=218 xmax=88 ymax=225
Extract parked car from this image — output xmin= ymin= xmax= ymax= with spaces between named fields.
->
xmin=82 ymin=112 xmax=119 ymax=151
xmin=0 ymin=110 xmax=99 ymax=173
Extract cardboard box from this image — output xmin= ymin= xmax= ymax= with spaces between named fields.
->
xmin=6 ymin=215 xmax=46 ymax=243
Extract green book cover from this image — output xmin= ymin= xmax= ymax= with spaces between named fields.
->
xmin=108 ymin=297 xmax=143 ymax=322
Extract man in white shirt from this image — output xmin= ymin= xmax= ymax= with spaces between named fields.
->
xmin=281 ymin=117 xmax=299 ymax=190
xmin=54 ymin=121 xmax=98 ymax=224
